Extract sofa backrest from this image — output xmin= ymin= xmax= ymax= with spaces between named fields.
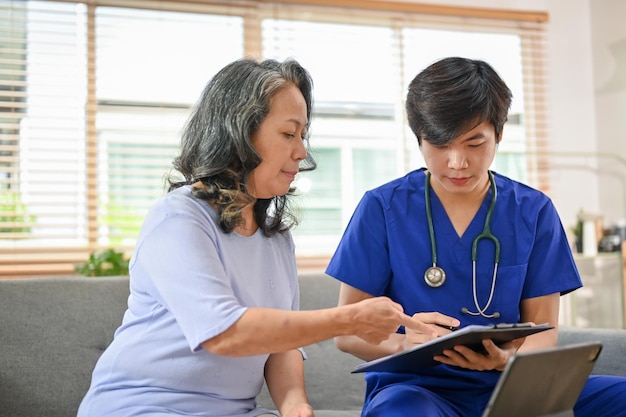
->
xmin=0 ymin=276 xmax=129 ymax=417
xmin=263 ymin=273 xmax=366 ymax=411
xmin=558 ymin=326 xmax=626 ymax=377
xmin=0 ymin=274 xmax=364 ymax=416
xmin=4 ymin=273 xmax=624 ymax=417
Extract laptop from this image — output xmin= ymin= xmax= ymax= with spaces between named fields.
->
xmin=481 ymin=342 xmax=602 ymax=417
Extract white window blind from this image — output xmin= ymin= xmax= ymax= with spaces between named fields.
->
xmin=0 ymin=0 xmax=548 ymax=277
xmin=94 ymin=6 xmax=243 ymax=247
xmin=1 ymin=1 xmax=88 ymax=275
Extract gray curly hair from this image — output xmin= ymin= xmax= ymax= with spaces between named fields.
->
xmin=168 ymin=58 xmax=316 ymax=236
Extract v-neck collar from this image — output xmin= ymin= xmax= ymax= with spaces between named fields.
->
xmin=428 ymin=182 xmax=493 ymax=264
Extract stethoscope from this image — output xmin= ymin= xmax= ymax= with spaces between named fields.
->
xmin=423 ymin=171 xmax=501 ymax=319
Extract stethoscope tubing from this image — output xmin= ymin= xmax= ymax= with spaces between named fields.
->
xmin=424 ymin=170 xmax=501 ymax=318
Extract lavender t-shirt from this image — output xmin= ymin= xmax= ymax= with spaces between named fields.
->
xmin=78 ymin=186 xmax=299 ymax=417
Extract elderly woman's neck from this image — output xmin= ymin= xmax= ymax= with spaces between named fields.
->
xmin=235 ymin=203 xmax=258 ymax=237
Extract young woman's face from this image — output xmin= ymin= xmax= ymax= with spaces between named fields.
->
xmin=247 ymin=83 xmax=308 ymax=199
xmin=420 ymin=120 xmax=498 ymax=197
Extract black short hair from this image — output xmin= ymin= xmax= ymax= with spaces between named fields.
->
xmin=406 ymin=57 xmax=512 ymax=146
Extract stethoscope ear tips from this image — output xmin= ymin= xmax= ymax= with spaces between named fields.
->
xmin=461 ymin=306 xmax=501 ymax=318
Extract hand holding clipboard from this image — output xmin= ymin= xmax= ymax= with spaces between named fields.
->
xmin=352 ymin=323 xmax=554 ymax=374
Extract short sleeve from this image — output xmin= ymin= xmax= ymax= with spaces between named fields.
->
xmin=326 ymin=191 xmax=392 ymax=296
xmin=523 ymin=199 xmax=582 ymax=298
xmin=129 ymin=201 xmax=247 ymax=352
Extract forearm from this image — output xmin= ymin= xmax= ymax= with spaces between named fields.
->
xmin=518 ymin=327 xmax=558 ymax=353
xmin=202 ymin=295 xmax=419 ymax=356
xmin=518 ymin=292 xmax=560 ymax=353
xmin=334 ymin=332 xmax=405 ymax=362
xmin=202 ymin=307 xmax=353 ymax=356
xmin=264 ymin=350 xmax=312 ymax=416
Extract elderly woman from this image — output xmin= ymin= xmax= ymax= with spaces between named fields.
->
xmin=78 ymin=58 xmax=427 ymax=417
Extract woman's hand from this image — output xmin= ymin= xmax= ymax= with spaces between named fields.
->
xmin=433 ymin=337 xmax=526 ymax=371
xmin=348 ymin=297 xmax=438 ymax=345
xmin=281 ymin=402 xmax=314 ymax=417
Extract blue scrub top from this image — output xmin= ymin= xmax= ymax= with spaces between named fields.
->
xmin=326 ymin=168 xmax=582 ymax=394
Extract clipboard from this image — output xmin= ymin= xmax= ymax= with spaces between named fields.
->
xmin=352 ymin=323 xmax=554 ymax=374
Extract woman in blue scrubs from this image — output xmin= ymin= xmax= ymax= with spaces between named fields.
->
xmin=326 ymin=56 xmax=626 ymax=417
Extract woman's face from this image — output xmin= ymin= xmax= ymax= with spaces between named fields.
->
xmin=247 ymin=83 xmax=308 ymax=199
xmin=420 ymin=120 xmax=498 ymax=197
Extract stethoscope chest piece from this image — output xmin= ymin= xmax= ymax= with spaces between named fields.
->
xmin=424 ymin=266 xmax=446 ymax=287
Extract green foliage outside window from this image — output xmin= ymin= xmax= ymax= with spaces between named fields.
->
xmin=75 ymin=249 xmax=130 ymax=277
xmin=99 ymin=199 xmax=144 ymax=246
xmin=0 ymin=192 xmax=36 ymax=235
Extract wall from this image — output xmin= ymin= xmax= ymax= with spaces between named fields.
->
xmin=590 ymin=0 xmax=626 ymax=230
xmin=544 ymin=0 xmax=600 ymax=232
xmin=546 ymin=0 xmax=626 ymax=235
xmin=421 ymin=0 xmax=625 ymax=235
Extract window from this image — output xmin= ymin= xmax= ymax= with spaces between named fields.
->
xmin=401 ymin=27 xmax=528 ymax=181
xmin=262 ymin=9 xmax=542 ymax=254
xmin=95 ymin=6 xmax=243 ymax=246
xmin=0 ymin=0 xmax=547 ymax=277
xmin=1 ymin=1 xmax=88 ymax=273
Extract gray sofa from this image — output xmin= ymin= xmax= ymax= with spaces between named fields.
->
xmin=1 ymin=274 xmax=625 ymax=417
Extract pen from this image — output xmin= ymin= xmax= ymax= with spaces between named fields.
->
xmin=435 ymin=323 xmax=459 ymax=331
